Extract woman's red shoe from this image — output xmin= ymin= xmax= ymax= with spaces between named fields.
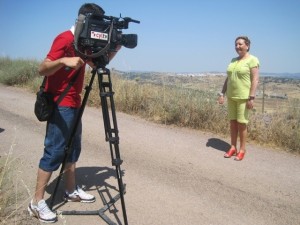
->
xmin=224 ymin=148 xmax=237 ymax=158
xmin=234 ymin=151 xmax=245 ymax=161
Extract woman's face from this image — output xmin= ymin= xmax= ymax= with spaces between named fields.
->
xmin=235 ymin=38 xmax=248 ymax=57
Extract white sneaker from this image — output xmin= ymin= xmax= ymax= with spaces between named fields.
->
xmin=28 ymin=199 xmax=57 ymax=223
xmin=64 ymin=185 xmax=96 ymax=203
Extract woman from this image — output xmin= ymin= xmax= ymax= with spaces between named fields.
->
xmin=218 ymin=36 xmax=259 ymax=161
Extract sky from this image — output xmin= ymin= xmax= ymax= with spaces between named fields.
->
xmin=1 ymin=0 xmax=300 ymax=74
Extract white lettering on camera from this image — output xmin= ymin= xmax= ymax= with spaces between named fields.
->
xmin=91 ymin=31 xmax=108 ymax=40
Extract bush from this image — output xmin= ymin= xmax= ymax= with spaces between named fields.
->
xmin=0 ymin=57 xmax=40 ymax=86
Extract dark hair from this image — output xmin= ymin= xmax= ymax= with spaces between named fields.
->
xmin=78 ymin=3 xmax=105 ymax=16
xmin=235 ymin=36 xmax=251 ymax=52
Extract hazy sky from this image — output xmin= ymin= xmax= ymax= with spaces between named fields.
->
xmin=1 ymin=0 xmax=300 ymax=73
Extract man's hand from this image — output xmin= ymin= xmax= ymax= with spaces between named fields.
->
xmin=61 ymin=57 xmax=84 ymax=70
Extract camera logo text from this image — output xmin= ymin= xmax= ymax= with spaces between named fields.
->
xmin=91 ymin=31 xmax=108 ymax=41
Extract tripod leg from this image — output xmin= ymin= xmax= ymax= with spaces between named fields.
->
xmin=97 ymin=68 xmax=128 ymax=225
xmin=49 ymin=69 xmax=97 ymax=209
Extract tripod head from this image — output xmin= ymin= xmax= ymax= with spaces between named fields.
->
xmin=91 ymin=54 xmax=110 ymax=69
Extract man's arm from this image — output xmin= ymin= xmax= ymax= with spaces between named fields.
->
xmin=38 ymin=57 xmax=85 ymax=76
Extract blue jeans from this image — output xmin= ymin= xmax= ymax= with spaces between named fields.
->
xmin=39 ymin=106 xmax=82 ymax=172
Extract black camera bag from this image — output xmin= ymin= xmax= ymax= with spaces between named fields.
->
xmin=34 ymin=89 xmax=55 ymax=122
xmin=34 ymin=69 xmax=81 ymax=122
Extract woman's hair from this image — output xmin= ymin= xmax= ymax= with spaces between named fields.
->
xmin=78 ymin=3 xmax=105 ymax=16
xmin=235 ymin=36 xmax=251 ymax=52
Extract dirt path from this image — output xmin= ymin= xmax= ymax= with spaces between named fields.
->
xmin=0 ymin=84 xmax=300 ymax=225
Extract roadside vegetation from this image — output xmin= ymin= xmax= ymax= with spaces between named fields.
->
xmin=0 ymin=154 xmax=32 ymax=224
xmin=1 ymin=56 xmax=300 ymax=222
xmin=1 ymin=57 xmax=299 ymax=153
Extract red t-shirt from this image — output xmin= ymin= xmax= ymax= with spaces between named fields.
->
xmin=45 ymin=30 xmax=85 ymax=108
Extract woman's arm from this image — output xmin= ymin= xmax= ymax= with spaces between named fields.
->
xmin=249 ymin=66 xmax=259 ymax=97
xmin=247 ymin=66 xmax=259 ymax=109
xmin=218 ymin=77 xmax=228 ymax=104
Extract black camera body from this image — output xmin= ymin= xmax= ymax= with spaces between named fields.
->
xmin=74 ymin=13 xmax=139 ymax=61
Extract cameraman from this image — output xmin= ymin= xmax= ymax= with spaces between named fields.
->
xmin=28 ymin=3 xmax=121 ymax=223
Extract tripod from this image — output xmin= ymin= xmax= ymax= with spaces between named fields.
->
xmin=49 ymin=60 xmax=128 ymax=225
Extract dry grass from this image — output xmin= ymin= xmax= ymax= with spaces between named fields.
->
xmin=127 ymin=72 xmax=300 ymax=150
xmin=1 ymin=57 xmax=299 ymax=153
xmin=0 ymin=122 xmax=41 ymax=225
xmin=83 ymin=70 xmax=300 ymax=153
xmin=0 ymin=149 xmax=38 ymax=224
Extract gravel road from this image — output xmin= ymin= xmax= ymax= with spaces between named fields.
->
xmin=0 ymin=84 xmax=299 ymax=225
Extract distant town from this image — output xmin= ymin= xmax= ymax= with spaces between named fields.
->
xmin=114 ymin=69 xmax=300 ymax=80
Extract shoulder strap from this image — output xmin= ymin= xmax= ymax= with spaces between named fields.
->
xmin=40 ymin=76 xmax=47 ymax=90
xmin=55 ymin=68 xmax=82 ymax=105
xmin=39 ymin=67 xmax=82 ymax=105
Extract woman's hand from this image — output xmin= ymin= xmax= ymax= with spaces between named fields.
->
xmin=218 ymin=96 xmax=225 ymax=104
xmin=246 ymin=99 xmax=254 ymax=109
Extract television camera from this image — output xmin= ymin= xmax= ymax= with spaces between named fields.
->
xmin=74 ymin=13 xmax=140 ymax=65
